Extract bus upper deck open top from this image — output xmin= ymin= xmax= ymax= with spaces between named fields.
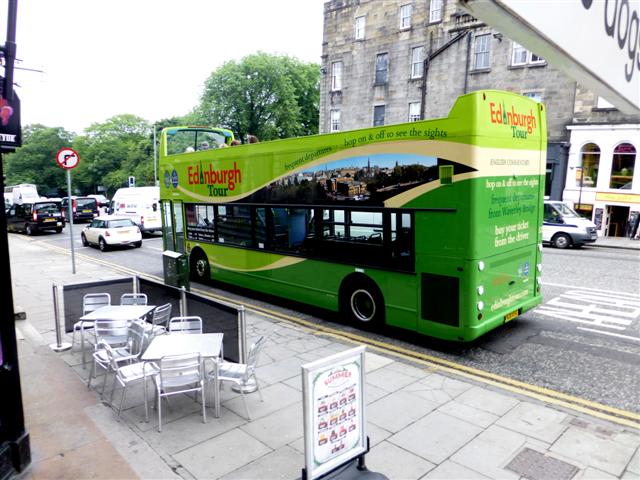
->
xmin=159 ymin=90 xmax=546 ymax=342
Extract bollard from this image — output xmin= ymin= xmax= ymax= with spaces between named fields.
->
xmin=179 ymin=286 xmax=187 ymax=317
xmin=49 ymin=283 xmax=72 ymax=352
xmin=133 ymin=276 xmax=139 ymax=294
xmin=232 ymin=305 xmax=256 ymax=393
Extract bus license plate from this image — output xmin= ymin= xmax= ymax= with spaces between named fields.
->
xmin=504 ymin=310 xmax=519 ymax=323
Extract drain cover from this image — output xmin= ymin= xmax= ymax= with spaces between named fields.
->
xmin=506 ymin=448 xmax=579 ymax=480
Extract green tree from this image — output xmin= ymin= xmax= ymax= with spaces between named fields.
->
xmin=197 ymin=52 xmax=319 ymax=142
xmin=3 ymin=124 xmax=75 ymax=195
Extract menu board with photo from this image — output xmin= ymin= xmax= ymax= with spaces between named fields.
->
xmin=301 ymin=346 xmax=367 ymax=480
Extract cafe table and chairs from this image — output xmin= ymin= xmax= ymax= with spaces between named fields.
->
xmin=141 ymin=332 xmax=224 ymax=420
xmin=78 ymin=303 xmax=156 ymax=368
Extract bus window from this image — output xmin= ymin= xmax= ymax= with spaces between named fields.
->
xmin=216 ymin=205 xmax=252 ymax=247
xmin=323 ymin=209 xmax=346 ymax=239
xmin=185 ymin=204 xmax=215 ymax=242
xmin=167 ymin=130 xmax=197 ymax=155
xmin=350 ymin=211 xmax=383 ymax=243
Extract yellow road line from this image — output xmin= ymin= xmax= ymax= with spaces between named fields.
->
xmin=26 ymin=236 xmax=640 ymax=429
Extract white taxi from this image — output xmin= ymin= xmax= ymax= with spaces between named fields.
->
xmin=81 ymin=215 xmax=142 ymax=251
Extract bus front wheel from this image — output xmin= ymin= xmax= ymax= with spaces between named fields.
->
xmin=190 ymin=250 xmax=210 ymax=281
xmin=340 ymin=278 xmax=384 ymax=329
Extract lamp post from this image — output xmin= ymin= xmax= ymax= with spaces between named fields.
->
xmin=153 ymin=123 xmax=157 ymax=186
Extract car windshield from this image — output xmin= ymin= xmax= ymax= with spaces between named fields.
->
xmin=108 ymin=219 xmax=134 ymax=228
xmin=554 ymin=203 xmax=580 ymax=217
xmin=35 ymin=203 xmax=60 ymax=214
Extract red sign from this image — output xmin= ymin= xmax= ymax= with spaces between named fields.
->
xmin=56 ymin=148 xmax=80 ymax=170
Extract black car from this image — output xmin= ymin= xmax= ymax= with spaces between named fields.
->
xmin=61 ymin=196 xmax=99 ymax=223
xmin=6 ymin=201 xmax=65 ymax=235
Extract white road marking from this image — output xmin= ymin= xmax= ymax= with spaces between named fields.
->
xmin=535 ymin=287 xmax=640 ymax=340
xmin=542 ymin=281 xmax=640 ymax=298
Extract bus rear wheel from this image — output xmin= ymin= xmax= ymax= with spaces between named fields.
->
xmin=340 ymin=279 xmax=384 ymax=329
xmin=190 ymin=250 xmax=210 ymax=281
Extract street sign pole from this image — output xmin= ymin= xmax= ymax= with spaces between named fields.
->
xmin=56 ymin=147 xmax=80 ymax=274
xmin=66 ymin=169 xmax=76 ymax=274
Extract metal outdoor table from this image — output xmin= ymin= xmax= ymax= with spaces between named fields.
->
xmin=79 ymin=304 xmax=157 ymax=368
xmin=142 ymin=333 xmax=224 ymax=418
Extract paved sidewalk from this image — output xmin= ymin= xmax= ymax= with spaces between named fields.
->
xmin=9 ymin=235 xmax=640 ymax=480
xmin=590 ymin=236 xmax=640 ymax=251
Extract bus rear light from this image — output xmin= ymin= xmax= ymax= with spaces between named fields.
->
xmin=477 ymin=301 xmax=484 ymax=311
xmin=478 ymin=261 xmax=485 ymax=271
xmin=477 ymin=286 xmax=484 ymax=296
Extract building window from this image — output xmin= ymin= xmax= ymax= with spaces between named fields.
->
xmin=411 ymin=46 xmax=424 ymax=78
xmin=355 ymin=16 xmax=366 ymax=40
xmin=400 ymin=4 xmax=412 ymax=29
xmin=596 ymin=97 xmax=615 ymax=109
xmin=511 ymin=42 xmax=545 ymax=66
xmin=373 ymin=105 xmax=385 ymax=126
xmin=331 ymin=61 xmax=343 ymax=91
xmin=577 ymin=143 xmax=600 ymax=188
xmin=409 ymin=102 xmax=421 ymax=122
xmin=474 ymin=34 xmax=491 ymax=69
xmin=610 ymin=143 xmax=636 ymax=190
xmin=429 ymin=0 xmax=443 ymax=23
xmin=330 ymin=109 xmax=341 ymax=132
xmin=523 ymin=91 xmax=543 ymax=103
xmin=375 ymin=53 xmax=389 ymax=85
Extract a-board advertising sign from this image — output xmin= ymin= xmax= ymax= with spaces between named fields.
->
xmin=460 ymin=0 xmax=640 ymax=114
xmin=301 ymin=346 xmax=367 ymax=480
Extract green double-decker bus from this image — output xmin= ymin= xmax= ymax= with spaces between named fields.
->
xmin=159 ymin=90 xmax=545 ymax=341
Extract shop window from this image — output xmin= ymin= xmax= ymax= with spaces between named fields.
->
xmin=577 ymin=143 xmax=600 ymax=188
xmin=610 ymin=143 xmax=636 ymax=189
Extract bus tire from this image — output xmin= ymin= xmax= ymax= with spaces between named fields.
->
xmin=552 ymin=233 xmax=571 ymax=249
xmin=190 ymin=249 xmax=210 ymax=281
xmin=339 ymin=276 xmax=384 ymax=329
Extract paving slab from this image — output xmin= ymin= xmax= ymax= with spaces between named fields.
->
xmin=496 ymin=402 xmax=569 ymax=443
xmin=221 ymin=445 xmax=303 ymax=480
xmin=388 ymin=410 xmax=482 ymax=464
xmin=422 ymin=460 xmax=491 ymax=479
xmin=400 ymin=373 xmax=473 ymax=407
xmin=366 ymin=363 xmax=423 ymax=393
xmin=240 ymin=402 xmax=303 ymax=449
xmin=551 ymin=426 xmax=640 ymax=477
xmin=366 ymin=440 xmax=435 ymax=480
xmin=367 ymin=390 xmax=439 ymax=433
xmin=455 ymin=386 xmax=520 ymax=417
xmin=220 ymin=382 xmax=300 ymax=421
xmin=436 ymin=399 xmax=499 ymax=429
xmin=173 ymin=428 xmax=271 ymax=479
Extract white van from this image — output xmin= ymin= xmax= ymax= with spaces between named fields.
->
xmin=5 ymin=184 xmax=40 ymax=205
xmin=543 ymin=200 xmax=598 ymax=248
xmin=110 ymin=186 xmax=161 ymax=233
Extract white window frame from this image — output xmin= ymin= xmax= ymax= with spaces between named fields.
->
xmin=596 ymin=97 xmax=615 ymax=109
xmin=400 ymin=4 xmax=412 ymax=29
xmin=411 ymin=46 xmax=424 ymax=79
xmin=409 ymin=102 xmax=421 ymax=122
xmin=522 ymin=91 xmax=543 ymax=103
xmin=330 ymin=109 xmax=341 ymax=132
xmin=474 ymin=34 xmax=491 ymax=70
xmin=429 ymin=0 xmax=443 ymax=23
xmin=355 ymin=16 xmax=366 ymax=40
xmin=511 ymin=42 xmax=545 ymax=66
xmin=375 ymin=53 xmax=389 ymax=85
xmin=331 ymin=61 xmax=343 ymax=91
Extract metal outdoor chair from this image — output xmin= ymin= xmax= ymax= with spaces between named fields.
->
xmin=87 ymin=320 xmax=150 ymax=395
xmin=149 ymin=352 xmax=206 ymax=432
xmin=71 ymin=293 xmax=111 ymax=366
xmin=211 ymin=335 xmax=266 ymax=420
xmin=151 ymin=303 xmax=172 ymax=332
xmin=120 ymin=293 xmax=148 ymax=305
xmin=98 ymin=340 xmax=159 ymax=417
xmin=168 ymin=316 xmax=203 ymax=335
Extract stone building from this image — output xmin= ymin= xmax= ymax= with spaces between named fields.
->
xmin=319 ymin=0 xmax=640 ymax=238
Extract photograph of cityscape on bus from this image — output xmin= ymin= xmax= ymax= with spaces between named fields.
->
xmin=159 ymin=90 xmax=546 ymax=342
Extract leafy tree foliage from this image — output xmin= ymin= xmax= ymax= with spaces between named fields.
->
xmin=197 ymin=52 xmax=319 ymax=142
xmin=3 ymin=125 xmax=75 ymax=196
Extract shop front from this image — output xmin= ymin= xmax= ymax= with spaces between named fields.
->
xmin=563 ymin=125 xmax=640 ymax=238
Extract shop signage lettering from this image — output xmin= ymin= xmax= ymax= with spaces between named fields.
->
xmin=187 ymin=161 xmax=242 ymax=197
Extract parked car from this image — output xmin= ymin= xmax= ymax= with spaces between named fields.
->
xmin=81 ymin=215 xmax=142 ymax=251
xmin=6 ymin=200 xmax=64 ymax=235
xmin=61 ymin=196 xmax=99 ymax=223
xmin=542 ymin=200 xmax=598 ymax=248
